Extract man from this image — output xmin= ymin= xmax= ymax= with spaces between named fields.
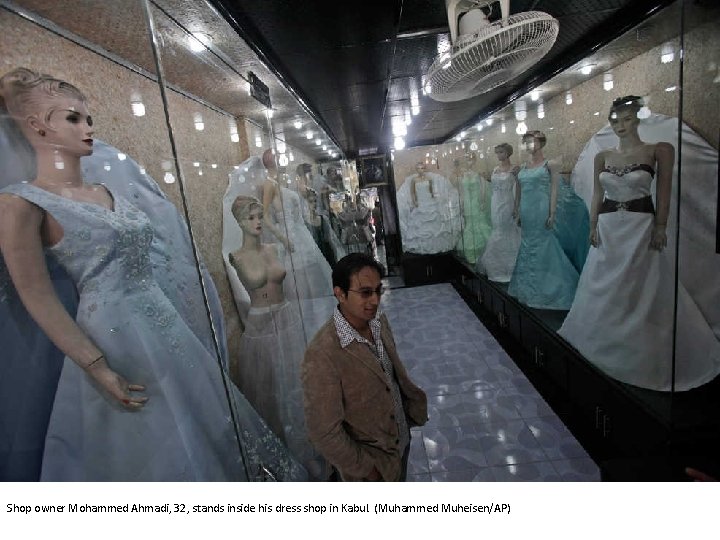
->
xmin=302 ymin=253 xmax=427 ymax=481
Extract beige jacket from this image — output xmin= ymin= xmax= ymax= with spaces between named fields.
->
xmin=302 ymin=313 xmax=428 ymax=481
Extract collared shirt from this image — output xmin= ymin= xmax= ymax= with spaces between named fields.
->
xmin=333 ymin=307 xmax=410 ymax=451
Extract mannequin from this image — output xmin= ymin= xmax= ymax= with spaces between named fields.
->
xmin=261 ymin=149 xmax=333 ymax=299
xmin=397 ymin=162 xmax=461 ymax=254
xmin=457 ymin=152 xmax=492 ymax=265
xmin=559 ymin=96 xmax=720 ymax=391
xmin=229 ymin=196 xmax=325 ymax=478
xmin=338 ymin=194 xmax=373 ymax=254
xmin=0 ymin=68 xmax=305 ymax=481
xmin=477 ymin=143 xmax=521 ymax=282
xmin=507 ymin=130 xmax=579 ymax=309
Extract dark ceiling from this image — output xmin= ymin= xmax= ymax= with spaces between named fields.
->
xmin=210 ymin=0 xmax=674 ymax=159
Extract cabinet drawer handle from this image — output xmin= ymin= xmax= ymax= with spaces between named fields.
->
xmin=533 ymin=346 xmax=545 ymax=367
xmin=497 ymin=312 xmax=507 ymax=328
xmin=602 ymin=415 xmax=611 ymax=438
xmin=595 ymin=406 xmax=603 ymax=430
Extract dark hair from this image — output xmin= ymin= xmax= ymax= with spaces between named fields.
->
xmin=494 ymin=143 xmax=513 ymax=156
xmin=608 ymin=95 xmax=643 ymax=120
xmin=332 ymin=253 xmax=385 ymax=293
xmin=521 ymin=130 xmax=546 ymax=147
xmin=296 ymin=163 xmax=312 ymax=175
xmin=262 ymin=148 xmax=276 ymax=170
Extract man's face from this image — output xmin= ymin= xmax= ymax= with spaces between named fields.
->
xmin=335 ymin=266 xmax=382 ymax=329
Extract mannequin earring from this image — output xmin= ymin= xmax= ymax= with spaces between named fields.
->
xmin=38 ymin=129 xmax=46 ymax=137
xmin=54 ymin=149 xmax=65 ymax=170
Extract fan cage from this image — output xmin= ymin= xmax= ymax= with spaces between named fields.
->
xmin=426 ymin=11 xmax=559 ymax=100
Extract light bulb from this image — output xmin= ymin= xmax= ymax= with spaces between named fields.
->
xmin=322 ymin=145 xmax=327 ymax=150
xmin=603 ymin=73 xmax=614 ymax=91
xmin=501 ymin=123 xmax=506 ymax=133
xmin=163 ymin=172 xmax=176 ymax=184
xmin=516 ymin=122 xmax=527 ymax=135
xmin=661 ymin=44 xmax=675 ymax=64
xmin=193 ymin=112 xmax=204 ymax=131
xmin=294 ymin=119 xmax=302 ymax=129
xmin=530 ymin=90 xmax=540 ymax=101
xmin=469 ymin=141 xmax=478 ymax=151
xmin=565 ymin=92 xmax=573 ymax=105
xmin=476 ymin=123 xmax=483 ymax=131
xmin=315 ymin=139 xmax=321 ymax=145
xmin=211 ymin=163 xmax=217 ymax=169
xmin=580 ymin=64 xmax=594 ymax=75
xmin=486 ymin=119 xmax=493 ymax=126
xmin=255 ymin=136 xmax=262 ymax=148
xmin=306 ymin=130 xmax=313 ymax=140
xmin=289 ymin=152 xmax=295 ymax=162
xmin=278 ymin=154 xmax=289 ymax=167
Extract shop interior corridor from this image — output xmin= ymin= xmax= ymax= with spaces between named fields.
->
xmin=381 ymin=283 xmax=600 ymax=481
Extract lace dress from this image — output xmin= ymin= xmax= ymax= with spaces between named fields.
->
xmin=477 ymin=168 xmax=521 ymax=282
xmin=507 ymin=162 xmax=579 ymax=309
xmin=558 ymin=164 xmax=720 ymax=391
xmin=1 ymin=183 xmax=306 ymax=481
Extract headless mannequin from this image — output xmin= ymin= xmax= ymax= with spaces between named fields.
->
xmin=493 ymin=146 xmax=521 ymax=220
xmin=260 ymin=149 xmax=294 ymax=252
xmin=410 ymin=162 xmax=434 ymax=208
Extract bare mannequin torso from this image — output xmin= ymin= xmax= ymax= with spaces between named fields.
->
xmin=229 ymin=244 xmax=287 ymax=307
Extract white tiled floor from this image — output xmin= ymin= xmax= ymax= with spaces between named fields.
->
xmin=380 ymin=283 xmax=600 ymax=482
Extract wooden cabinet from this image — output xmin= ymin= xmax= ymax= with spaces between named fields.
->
xmin=401 ymin=253 xmax=450 ymax=287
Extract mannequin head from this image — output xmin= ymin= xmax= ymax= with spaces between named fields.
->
xmin=415 ymin=161 xmax=427 ymax=176
xmin=608 ymin=95 xmax=643 ymax=138
xmin=494 ymin=143 xmax=513 ymax=163
xmin=465 ymin=152 xmax=477 ymax=169
xmin=521 ymin=130 xmax=546 ymax=154
xmin=231 ymin=195 xmax=264 ymax=237
xmin=261 ymin=148 xmax=277 ymax=176
xmin=0 ymin=67 xmax=93 ymax=157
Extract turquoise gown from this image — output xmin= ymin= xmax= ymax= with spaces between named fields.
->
xmin=508 ymin=162 xmax=579 ymax=310
xmin=554 ymin=177 xmax=590 ymax=273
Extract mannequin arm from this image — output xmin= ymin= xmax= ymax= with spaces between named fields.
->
xmin=0 ymin=195 xmax=146 ymax=408
xmin=650 ymin=142 xmax=675 ymax=250
xmin=589 ymin=152 xmax=605 ymax=247
xmin=261 ymin=178 xmax=293 ymax=252
xmin=513 ymin=173 xmax=521 ymax=224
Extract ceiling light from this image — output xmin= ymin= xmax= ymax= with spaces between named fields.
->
xmin=565 ymin=92 xmax=573 ymax=105
xmin=289 ymin=152 xmax=295 ymax=162
xmin=230 ymin=133 xmax=240 ymax=143
xmin=193 ymin=162 xmax=199 ymax=167
xmin=394 ymin=137 xmax=405 ymax=150
xmin=255 ymin=135 xmax=262 ymax=148
xmin=322 ymin=145 xmax=327 ymax=150
xmin=486 ymin=119 xmax=493 ymax=126
xmin=117 ymin=153 xmax=126 ymax=161
xmin=188 ymin=33 xmax=211 ymax=53
xmin=594 ymin=111 xmax=600 ymax=116
xmin=130 ymin=92 xmax=145 ymax=117
xmin=476 ymin=123 xmax=483 ymax=131
xmin=665 ymin=86 xmax=677 ymax=92
xmin=469 ymin=141 xmax=478 ymax=151
xmin=569 ymin=120 xmax=575 ymax=124
xmin=193 ymin=112 xmax=204 ymax=131
xmin=212 ymin=163 xmax=217 ymax=168
xmin=306 ymin=130 xmax=313 ymax=140
xmin=294 ymin=119 xmax=302 ymax=129
xmin=501 ymin=123 xmax=506 ymax=133
xmin=661 ymin=44 xmax=675 ymax=64
xmin=516 ymin=122 xmax=528 ymax=135
xmin=580 ymin=64 xmax=595 ymax=75
xmin=278 ymin=154 xmax=289 ymax=167
xmin=315 ymin=138 xmax=321 ymax=145
xmin=164 ymin=172 xmax=176 ymax=184
xmin=530 ymin=90 xmax=540 ymax=101
xmin=603 ymin=73 xmax=614 ymax=91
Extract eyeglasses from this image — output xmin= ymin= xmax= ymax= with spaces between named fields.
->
xmin=348 ymin=286 xmax=385 ymax=299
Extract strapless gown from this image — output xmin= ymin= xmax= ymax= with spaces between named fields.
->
xmin=1 ymin=183 xmax=306 ymax=481
xmin=508 ymin=163 xmax=579 ymax=309
xmin=558 ymin=164 xmax=720 ymax=391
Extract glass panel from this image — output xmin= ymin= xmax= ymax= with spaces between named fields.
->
xmin=675 ymin=0 xmax=720 ymax=471
xmin=145 ymin=0 xmax=341 ymax=480
xmin=0 ymin=0 xmax=252 ymax=480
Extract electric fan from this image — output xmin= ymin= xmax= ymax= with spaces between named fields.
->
xmin=424 ymin=0 xmax=559 ymax=102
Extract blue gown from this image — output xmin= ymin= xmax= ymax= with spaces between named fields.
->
xmin=508 ymin=162 xmax=579 ymax=310
xmin=554 ymin=177 xmax=590 ymax=273
xmin=0 ymin=183 xmax=306 ymax=481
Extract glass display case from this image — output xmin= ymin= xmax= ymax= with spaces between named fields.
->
xmin=0 ymin=0 xmax=339 ymax=481
xmin=392 ymin=0 xmax=720 ymax=474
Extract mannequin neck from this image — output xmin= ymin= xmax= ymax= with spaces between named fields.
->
xmin=616 ymin=131 xmax=644 ymax=152
xmin=241 ymin=231 xmax=263 ymax=251
xmin=34 ymin=147 xmax=84 ymax=188
xmin=528 ymin=150 xmax=545 ymax=166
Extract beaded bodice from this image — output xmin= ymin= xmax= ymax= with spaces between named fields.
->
xmin=1 ymin=183 xmax=154 ymax=298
